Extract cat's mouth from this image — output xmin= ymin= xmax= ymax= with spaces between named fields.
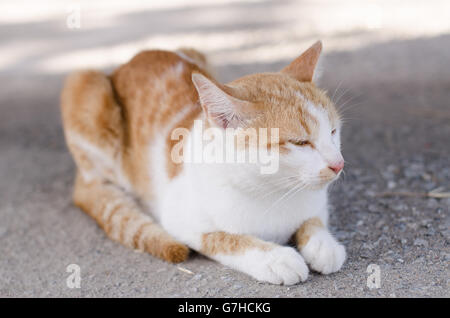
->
xmin=320 ymin=164 xmax=343 ymax=180
xmin=309 ymin=170 xmax=342 ymax=188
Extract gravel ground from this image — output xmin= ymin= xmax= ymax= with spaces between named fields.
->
xmin=0 ymin=0 xmax=449 ymax=297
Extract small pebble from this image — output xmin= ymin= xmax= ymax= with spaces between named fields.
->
xmin=413 ymin=238 xmax=429 ymax=247
xmin=387 ymin=181 xmax=396 ymax=189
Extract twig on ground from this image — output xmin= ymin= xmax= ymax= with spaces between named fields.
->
xmin=177 ymin=266 xmax=195 ymax=275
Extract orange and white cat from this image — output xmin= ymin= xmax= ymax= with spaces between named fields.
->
xmin=61 ymin=41 xmax=346 ymax=285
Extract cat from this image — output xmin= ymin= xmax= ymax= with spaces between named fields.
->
xmin=60 ymin=41 xmax=346 ymax=285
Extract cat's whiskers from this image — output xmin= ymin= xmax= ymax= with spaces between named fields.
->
xmin=252 ymin=177 xmax=301 ymax=200
xmin=226 ymin=176 xmax=300 ymax=212
xmin=338 ymin=97 xmax=363 ymax=112
xmin=336 ymin=91 xmax=364 ymax=124
xmin=262 ymin=180 xmax=308 ymax=215
xmin=330 ymin=81 xmax=343 ymax=104
xmin=241 ymin=175 xmax=297 ymax=192
xmin=334 ymin=86 xmax=350 ymax=107
xmin=337 ymin=98 xmax=363 ymax=118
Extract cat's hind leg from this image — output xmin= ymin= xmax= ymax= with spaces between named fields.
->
xmin=73 ymin=173 xmax=189 ymax=263
xmin=61 ymin=70 xmax=189 ymax=263
xmin=60 ymin=70 xmax=125 ymax=185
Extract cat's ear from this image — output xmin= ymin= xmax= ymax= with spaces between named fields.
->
xmin=192 ymin=73 xmax=254 ymax=128
xmin=281 ymin=40 xmax=322 ymax=82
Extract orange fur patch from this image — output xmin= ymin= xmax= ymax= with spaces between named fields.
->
xmin=225 ymin=73 xmax=339 ymax=148
xmin=201 ymin=231 xmax=273 ymax=255
xmin=295 ymin=217 xmax=324 ymax=248
xmin=109 ymin=50 xmax=211 ymax=193
xmin=166 ymin=105 xmax=202 ymax=179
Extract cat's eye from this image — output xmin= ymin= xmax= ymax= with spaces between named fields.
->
xmin=331 ymin=129 xmax=337 ymax=135
xmin=289 ymin=139 xmax=311 ymax=147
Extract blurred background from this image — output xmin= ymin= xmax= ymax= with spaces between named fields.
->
xmin=1 ymin=0 xmax=450 ymax=76
xmin=0 ymin=0 xmax=448 ymax=297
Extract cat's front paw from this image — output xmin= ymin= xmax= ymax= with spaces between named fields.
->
xmin=300 ymin=230 xmax=346 ymax=275
xmin=249 ymin=246 xmax=309 ymax=285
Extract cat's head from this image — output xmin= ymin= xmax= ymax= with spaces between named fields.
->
xmin=192 ymin=41 xmax=343 ymax=190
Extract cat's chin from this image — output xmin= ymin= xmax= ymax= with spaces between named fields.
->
xmin=307 ymin=177 xmax=340 ymax=190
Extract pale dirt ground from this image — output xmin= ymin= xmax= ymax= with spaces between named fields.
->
xmin=0 ymin=0 xmax=449 ymax=297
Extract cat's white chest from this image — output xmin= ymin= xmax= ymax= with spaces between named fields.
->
xmin=157 ymin=165 xmax=329 ymax=245
xmin=206 ymin=187 xmax=328 ymax=243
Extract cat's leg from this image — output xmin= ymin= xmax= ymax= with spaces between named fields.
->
xmin=197 ymin=231 xmax=308 ymax=285
xmin=73 ymin=173 xmax=189 ymax=263
xmin=295 ymin=218 xmax=346 ymax=274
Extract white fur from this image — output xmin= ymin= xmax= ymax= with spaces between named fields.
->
xmin=217 ymin=246 xmax=309 ymax=285
xmin=144 ymin=96 xmax=345 ymax=285
xmin=147 ymin=102 xmax=197 ymax=222
xmin=300 ymin=229 xmax=346 ymax=274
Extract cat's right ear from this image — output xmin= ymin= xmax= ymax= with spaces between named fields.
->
xmin=192 ymin=73 xmax=254 ymax=129
xmin=281 ymin=40 xmax=322 ymax=82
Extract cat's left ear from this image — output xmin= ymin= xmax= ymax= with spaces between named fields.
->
xmin=192 ymin=73 xmax=256 ymax=128
xmin=281 ymin=40 xmax=322 ymax=82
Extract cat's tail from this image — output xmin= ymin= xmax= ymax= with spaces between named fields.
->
xmin=176 ymin=47 xmax=214 ymax=76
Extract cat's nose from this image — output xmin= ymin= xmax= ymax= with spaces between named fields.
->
xmin=328 ymin=161 xmax=344 ymax=174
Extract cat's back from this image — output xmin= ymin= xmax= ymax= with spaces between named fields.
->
xmin=112 ymin=50 xmax=192 ymax=97
xmin=111 ymin=50 xmax=203 ymax=123
xmin=111 ymin=49 xmax=207 ymax=198
xmin=110 ymin=50 xmax=209 ymax=143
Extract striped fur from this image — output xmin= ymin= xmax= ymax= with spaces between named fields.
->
xmin=73 ymin=173 xmax=188 ymax=263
